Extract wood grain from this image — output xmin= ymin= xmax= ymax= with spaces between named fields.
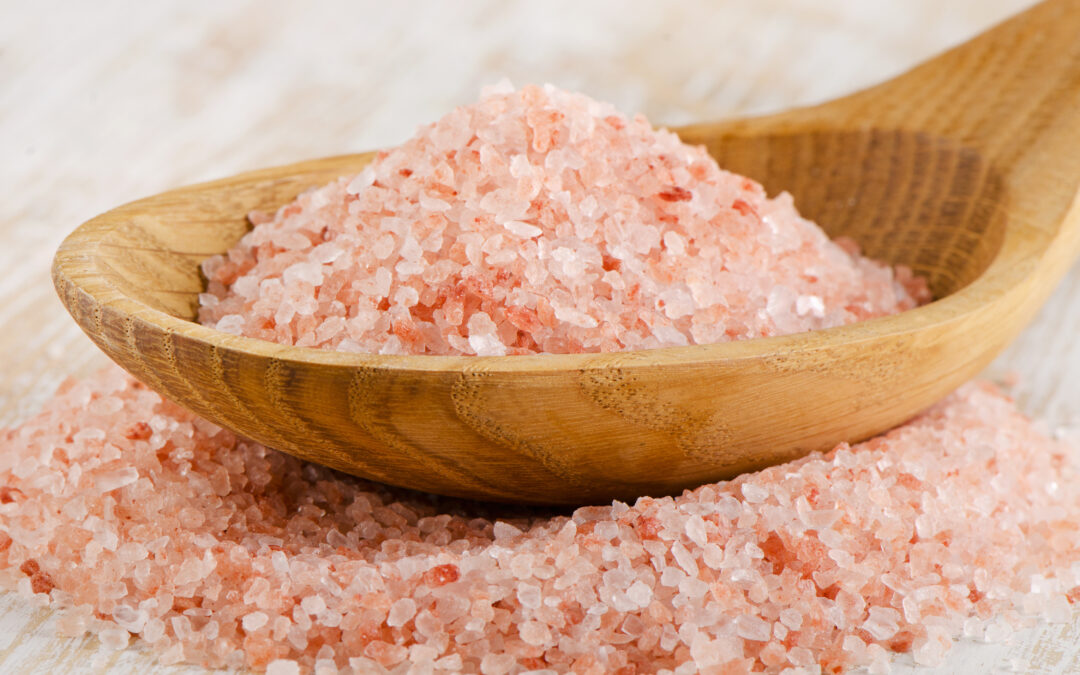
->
xmin=5 ymin=0 xmax=1079 ymax=673
xmin=52 ymin=0 xmax=1080 ymax=505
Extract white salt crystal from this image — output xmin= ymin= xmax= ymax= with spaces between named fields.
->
xmin=111 ymin=604 xmax=147 ymax=632
xmin=492 ymin=521 xmax=522 ymax=540
xmin=242 ymin=611 xmax=268 ymax=632
xmin=519 ymin=620 xmax=550 ymax=646
xmin=283 ymin=262 xmax=323 ymax=286
xmin=346 ymin=167 xmax=375 ymax=194
xmin=735 ymin=614 xmax=771 ymax=642
xmin=266 ymin=659 xmax=301 ymax=675
xmin=795 ymin=294 xmax=825 ymax=318
xmin=98 ymin=627 xmax=130 ymax=650
xmin=862 ymin=607 xmax=900 ymax=640
xmin=372 ymin=234 xmax=396 ymax=260
xmin=141 ymin=618 xmax=165 ymax=643
xmin=779 ymin=608 xmax=803 ymax=630
xmin=671 ymin=541 xmax=698 ymax=576
xmin=702 ymin=543 xmax=724 ymax=569
xmin=314 ymin=659 xmax=338 ymax=675
xmin=550 ymin=300 xmax=598 ymax=329
xmin=301 ymin=595 xmax=327 ymax=616
xmin=480 ymin=652 xmax=516 ymax=675
xmin=435 ymin=654 xmax=464 ymax=670
xmin=387 ymin=598 xmax=416 ymax=627
xmin=468 ymin=333 xmax=508 ymax=357
xmin=93 ymin=467 xmax=139 ymax=494
xmin=504 ymin=220 xmax=542 ymax=238
xmin=214 ymin=314 xmax=246 ymax=335
xmin=741 ymin=483 xmax=769 ymax=503
xmin=517 ymin=583 xmax=542 ymax=609
xmin=627 ymin=580 xmax=652 ymax=607
xmin=913 ymin=626 xmax=950 ymax=667
xmin=660 ymin=567 xmax=686 ymax=587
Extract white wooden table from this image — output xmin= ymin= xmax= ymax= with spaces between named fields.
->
xmin=2 ymin=1 xmax=1077 ymax=672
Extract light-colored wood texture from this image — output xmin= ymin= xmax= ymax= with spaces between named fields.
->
xmin=5 ymin=0 xmax=1080 ymax=672
xmin=52 ymin=0 xmax=1080 ymax=505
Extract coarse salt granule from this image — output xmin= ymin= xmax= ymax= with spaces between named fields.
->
xmin=1 ymin=368 xmax=1078 ymax=674
xmin=199 ymin=83 xmax=928 ymax=355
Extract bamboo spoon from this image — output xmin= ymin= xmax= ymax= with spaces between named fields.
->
xmin=53 ymin=0 xmax=1080 ymax=504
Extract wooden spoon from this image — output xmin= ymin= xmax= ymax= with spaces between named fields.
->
xmin=53 ymin=0 xmax=1080 ymax=504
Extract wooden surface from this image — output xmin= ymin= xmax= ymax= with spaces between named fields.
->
xmin=4 ymin=0 xmax=1080 ymax=671
xmin=51 ymin=0 xmax=1080 ymax=505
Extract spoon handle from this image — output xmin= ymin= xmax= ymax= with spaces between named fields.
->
xmin=861 ymin=0 xmax=1080 ymax=174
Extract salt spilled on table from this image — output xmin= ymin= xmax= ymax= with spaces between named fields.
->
xmin=1 ymin=370 xmax=1079 ymax=674
xmin=199 ymin=82 xmax=928 ymax=356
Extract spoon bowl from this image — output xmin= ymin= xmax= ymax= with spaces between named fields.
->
xmin=53 ymin=0 xmax=1080 ymax=503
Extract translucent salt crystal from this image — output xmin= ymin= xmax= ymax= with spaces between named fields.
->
xmin=347 ymin=167 xmax=376 ymax=194
xmin=671 ymin=542 xmax=698 ymax=575
xmin=519 ymin=620 xmax=550 ymax=646
xmin=862 ymin=607 xmax=900 ymax=640
xmin=735 ymin=614 xmax=771 ymax=642
xmin=93 ymin=467 xmax=138 ymax=493
xmin=111 ymin=604 xmax=147 ymax=632
xmin=98 ymin=627 xmax=130 ymax=650
xmin=480 ymin=653 xmax=516 ymax=675
xmin=435 ymin=654 xmax=464 ymax=670
xmin=550 ymin=301 xmax=598 ymax=329
xmin=913 ymin=626 xmax=951 ymax=667
xmin=214 ymin=314 xmax=246 ymax=335
xmin=627 ymin=580 xmax=653 ymax=607
xmin=741 ymin=483 xmax=768 ymax=503
xmin=242 ymin=611 xmax=269 ymax=632
xmin=301 ymin=594 xmax=327 ymax=616
xmin=983 ymin=619 xmax=1013 ymax=643
xmin=660 ymin=566 xmax=686 ymax=587
xmin=493 ymin=521 xmax=522 ymax=540
xmin=387 ymin=598 xmax=416 ymax=627
xmin=283 ymin=262 xmax=324 ymax=286
xmin=795 ymin=294 xmax=825 ymax=318
xmin=702 ymin=543 xmax=724 ymax=569
xmin=141 ymin=618 xmax=165 ymax=643
xmin=517 ymin=583 xmax=542 ymax=609
xmin=468 ymin=332 xmax=507 ymax=357
xmin=504 ymin=220 xmax=542 ymax=238
xmin=266 ymin=659 xmax=301 ymax=675
xmin=684 ymin=515 xmax=707 ymax=547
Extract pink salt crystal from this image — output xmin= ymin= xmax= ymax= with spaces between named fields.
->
xmin=199 ymin=84 xmax=927 ymax=356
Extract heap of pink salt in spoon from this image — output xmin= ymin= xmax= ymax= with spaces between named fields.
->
xmin=199 ymin=83 xmax=928 ymax=356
